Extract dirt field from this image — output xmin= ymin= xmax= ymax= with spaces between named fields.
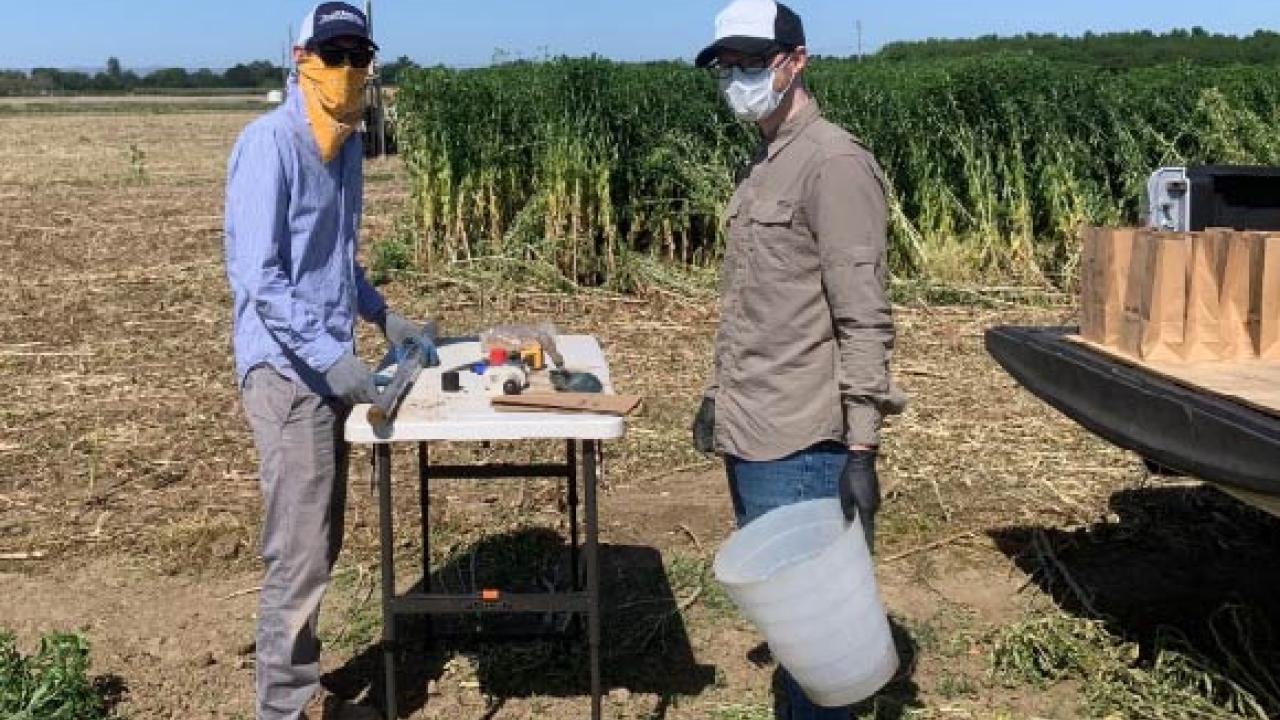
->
xmin=2 ymin=111 xmax=1278 ymax=720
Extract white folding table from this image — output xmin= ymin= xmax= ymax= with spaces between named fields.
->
xmin=345 ymin=335 xmax=625 ymax=720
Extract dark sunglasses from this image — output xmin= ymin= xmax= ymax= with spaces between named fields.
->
xmin=312 ymin=44 xmax=375 ymax=69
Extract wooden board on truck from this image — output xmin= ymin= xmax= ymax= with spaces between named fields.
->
xmin=1068 ymin=335 xmax=1280 ymax=418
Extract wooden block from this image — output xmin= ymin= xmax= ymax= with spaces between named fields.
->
xmin=1261 ymin=236 xmax=1280 ymax=360
xmin=491 ymin=393 xmax=643 ymax=416
xmin=1181 ymin=230 xmax=1231 ymax=361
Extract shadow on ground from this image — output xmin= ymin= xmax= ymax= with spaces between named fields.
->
xmin=853 ymin=619 xmax=924 ymax=720
xmin=990 ymin=484 xmax=1280 ymax=711
xmin=323 ymin=528 xmax=717 ymax=718
xmin=752 ymin=616 xmax=923 ymax=720
xmin=95 ymin=674 xmax=129 ymax=717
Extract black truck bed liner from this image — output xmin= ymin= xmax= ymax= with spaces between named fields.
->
xmin=985 ymin=326 xmax=1280 ymax=496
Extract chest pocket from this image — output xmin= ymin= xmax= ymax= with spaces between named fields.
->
xmin=749 ymin=196 xmax=795 ymax=226
xmin=747 ymin=196 xmax=808 ymax=275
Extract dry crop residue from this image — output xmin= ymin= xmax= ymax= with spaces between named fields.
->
xmin=2 ymin=109 xmax=1278 ymax=720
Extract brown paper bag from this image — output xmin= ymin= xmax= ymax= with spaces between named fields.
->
xmin=1181 ymin=230 xmax=1231 ymax=361
xmin=1219 ymin=233 xmax=1262 ymax=359
xmin=1260 ymin=236 xmax=1280 ymax=359
xmin=1079 ymin=226 xmax=1107 ymax=343
xmin=1081 ymin=227 xmax=1135 ymax=347
xmin=1106 ymin=230 xmax=1137 ymax=348
xmin=1145 ymin=233 xmax=1191 ymax=362
xmin=1118 ymin=230 xmax=1152 ymax=357
xmin=1121 ymin=230 xmax=1189 ymax=361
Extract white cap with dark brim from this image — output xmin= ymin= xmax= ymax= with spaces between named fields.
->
xmin=695 ymin=0 xmax=806 ymax=68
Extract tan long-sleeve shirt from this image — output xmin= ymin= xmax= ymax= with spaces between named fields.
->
xmin=709 ymin=100 xmax=906 ymax=461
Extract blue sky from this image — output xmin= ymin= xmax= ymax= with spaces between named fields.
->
xmin=7 ymin=0 xmax=1279 ymax=70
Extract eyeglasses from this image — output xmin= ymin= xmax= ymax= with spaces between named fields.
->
xmin=313 ymin=44 xmax=375 ymax=69
xmin=707 ymin=53 xmax=786 ymax=80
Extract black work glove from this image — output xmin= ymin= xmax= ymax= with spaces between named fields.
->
xmin=323 ymin=353 xmax=379 ymax=406
xmin=691 ymin=398 xmax=716 ymax=454
xmin=839 ymin=449 xmax=881 ymax=552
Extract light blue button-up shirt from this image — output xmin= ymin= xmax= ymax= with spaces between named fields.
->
xmin=224 ymin=75 xmax=387 ymax=395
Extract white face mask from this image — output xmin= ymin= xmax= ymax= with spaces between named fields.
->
xmin=719 ymin=67 xmax=793 ymax=122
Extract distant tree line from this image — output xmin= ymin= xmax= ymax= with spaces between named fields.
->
xmin=0 ymin=55 xmax=421 ymax=96
xmin=875 ymin=28 xmax=1280 ymax=68
xmin=16 ymin=28 xmax=1275 ymax=97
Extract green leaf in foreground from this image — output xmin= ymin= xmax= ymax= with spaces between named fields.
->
xmin=0 ymin=630 xmax=111 ymax=720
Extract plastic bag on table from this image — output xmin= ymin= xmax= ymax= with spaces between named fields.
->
xmin=479 ymin=322 xmax=563 ymax=369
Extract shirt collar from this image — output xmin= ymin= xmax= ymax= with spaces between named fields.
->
xmin=285 ymin=73 xmax=306 ymax=127
xmin=766 ymin=99 xmax=822 ymax=161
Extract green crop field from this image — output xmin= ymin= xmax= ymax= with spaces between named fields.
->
xmin=393 ymin=56 xmax=1280 ymax=290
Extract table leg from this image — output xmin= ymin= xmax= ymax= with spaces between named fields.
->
xmin=418 ymin=442 xmax=434 ymax=644
xmin=376 ymin=444 xmax=399 ymax=720
xmin=567 ymin=440 xmax=580 ymax=592
xmin=418 ymin=443 xmax=431 ymax=590
xmin=583 ymin=440 xmax=602 ymax=720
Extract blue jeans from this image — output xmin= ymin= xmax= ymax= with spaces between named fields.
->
xmin=726 ymin=442 xmax=852 ymax=720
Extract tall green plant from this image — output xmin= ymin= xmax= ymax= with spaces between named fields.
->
xmin=395 ymin=56 xmax=1280 ymax=290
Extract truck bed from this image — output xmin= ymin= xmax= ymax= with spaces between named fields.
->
xmin=985 ymin=326 xmax=1280 ymax=497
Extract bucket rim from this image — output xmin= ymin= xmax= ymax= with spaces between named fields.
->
xmin=712 ymin=499 xmax=860 ymax=587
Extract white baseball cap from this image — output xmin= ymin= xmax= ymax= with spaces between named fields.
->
xmin=696 ymin=0 xmax=806 ymax=68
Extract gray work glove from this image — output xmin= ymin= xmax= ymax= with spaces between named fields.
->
xmin=323 ymin=353 xmax=379 ymax=405
xmin=381 ymin=311 xmax=442 ymax=351
xmin=839 ymin=449 xmax=881 ymax=552
xmin=691 ymin=398 xmax=716 ymax=454
xmin=382 ymin=311 xmax=430 ymax=348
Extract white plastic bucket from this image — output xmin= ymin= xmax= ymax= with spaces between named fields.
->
xmin=713 ymin=499 xmax=898 ymax=707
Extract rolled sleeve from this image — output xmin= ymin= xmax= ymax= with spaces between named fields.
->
xmin=226 ymin=128 xmax=346 ymax=374
xmin=808 ymin=152 xmax=898 ymax=447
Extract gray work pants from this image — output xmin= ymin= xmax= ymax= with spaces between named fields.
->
xmin=242 ymin=365 xmax=349 ymax=720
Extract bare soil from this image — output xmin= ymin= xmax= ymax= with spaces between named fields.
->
xmin=2 ymin=111 xmax=1278 ymax=720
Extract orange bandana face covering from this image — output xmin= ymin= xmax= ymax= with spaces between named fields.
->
xmin=297 ymin=56 xmax=367 ymax=162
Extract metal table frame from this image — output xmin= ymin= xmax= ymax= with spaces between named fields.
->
xmin=372 ymin=438 xmax=604 ymax=720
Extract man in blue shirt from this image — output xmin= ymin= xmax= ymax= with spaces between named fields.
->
xmin=224 ymin=4 xmax=424 ymax=718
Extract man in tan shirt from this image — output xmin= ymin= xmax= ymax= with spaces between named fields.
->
xmin=692 ymin=2 xmax=906 ymax=714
